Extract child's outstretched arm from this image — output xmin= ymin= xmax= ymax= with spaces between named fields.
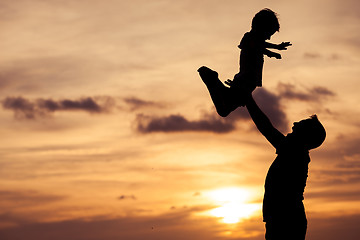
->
xmin=264 ymin=41 xmax=292 ymax=50
xmin=264 ymin=49 xmax=281 ymax=59
xmin=263 ymin=42 xmax=292 ymax=59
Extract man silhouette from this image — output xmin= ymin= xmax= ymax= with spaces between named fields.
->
xmin=245 ymin=93 xmax=326 ymax=240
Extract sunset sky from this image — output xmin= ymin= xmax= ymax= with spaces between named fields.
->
xmin=1 ymin=0 xmax=360 ymax=239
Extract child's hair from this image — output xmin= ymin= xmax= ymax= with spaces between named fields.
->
xmin=303 ymin=115 xmax=326 ymax=150
xmin=251 ymin=8 xmax=280 ymax=33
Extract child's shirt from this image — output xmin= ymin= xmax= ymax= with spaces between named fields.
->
xmin=238 ymin=31 xmax=265 ymax=87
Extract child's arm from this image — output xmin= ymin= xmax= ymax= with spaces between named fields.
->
xmin=263 ymin=42 xmax=291 ymax=59
xmin=264 ymin=49 xmax=282 ymax=59
xmin=264 ymin=41 xmax=292 ymax=50
xmin=246 ymin=94 xmax=285 ymax=149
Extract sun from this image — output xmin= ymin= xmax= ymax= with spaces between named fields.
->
xmin=206 ymin=187 xmax=261 ymax=224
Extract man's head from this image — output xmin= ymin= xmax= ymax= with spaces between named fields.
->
xmin=291 ymin=115 xmax=326 ymax=150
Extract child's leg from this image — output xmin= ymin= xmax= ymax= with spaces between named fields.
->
xmin=198 ymin=66 xmax=238 ymax=117
xmin=228 ymin=72 xmax=256 ymax=107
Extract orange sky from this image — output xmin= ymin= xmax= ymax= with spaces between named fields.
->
xmin=1 ymin=0 xmax=360 ymax=239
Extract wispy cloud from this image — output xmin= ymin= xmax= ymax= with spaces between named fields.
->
xmin=0 ymin=206 xmax=359 ymax=240
xmin=308 ymin=213 xmax=360 ymax=240
xmin=0 ymin=205 xmax=250 ymax=240
xmin=0 ymin=190 xmax=66 ymax=208
xmin=2 ymin=96 xmax=115 ymax=119
xmin=122 ymin=97 xmax=165 ymax=111
xmin=278 ymin=83 xmax=336 ymax=102
xmin=118 ymin=195 xmax=137 ymax=200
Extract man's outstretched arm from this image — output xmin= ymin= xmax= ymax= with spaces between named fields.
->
xmin=246 ymin=94 xmax=285 ymax=149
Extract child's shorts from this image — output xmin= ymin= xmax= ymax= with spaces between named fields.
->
xmin=231 ymin=72 xmax=257 ymax=93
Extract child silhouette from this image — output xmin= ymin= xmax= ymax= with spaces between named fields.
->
xmin=198 ymin=8 xmax=291 ymax=117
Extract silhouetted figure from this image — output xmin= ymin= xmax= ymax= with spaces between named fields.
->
xmin=246 ymin=94 xmax=326 ymax=240
xmin=198 ymin=9 xmax=291 ymax=117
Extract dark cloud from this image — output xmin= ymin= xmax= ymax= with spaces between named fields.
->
xmin=278 ymin=83 xmax=335 ymax=102
xmin=135 ymin=88 xmax=289 ymax=134
xmin=2 ymin=97 xmax=37 ymax=119
xmin=227 ymin=88 xmax=288 ymax=132
xmin=136 ymin=113 xmax=235 ymax=134
xmin=133 ymin=82 xmax=336 ymax=134
xmin=2 ymin=96 xmax=115 ymax=119
xmin=253 ymin=88 xmax=288 ymax=132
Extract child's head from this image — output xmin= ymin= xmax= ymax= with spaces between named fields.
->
xmin=291 ymin=115 xmax=326 ymax=150
xmin=251 ymin=8 xmax=280 ymax=39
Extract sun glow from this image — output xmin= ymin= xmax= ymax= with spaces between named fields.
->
xmin=207 ymin=188 xmax=261 ymax=224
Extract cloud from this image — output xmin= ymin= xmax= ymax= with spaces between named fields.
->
xmin=0 ymin=190 xmax=66 ymax=208
xmin=133 ymin=82 xmax=337 ymax=134
xmin=307 ymin=189 xmax=360 ymax=202
xmin=303 ymin=52 xmax=342 ymax=60
xmin=135 ymin=88 xmax=289 ymax=134
xmin=304 ymin=52 xmax=322 ymax=59
xmin=278 ymin=83 xmax=336 ymax=102
xmin=308 ymin=213 xmax=360 ymax=240
xmin=123 ymin=97 xmax=164 ymax=111
xmin=2 ymin=96 xmax=115 ymax=119
xmin=0 ymin=205 xmax=233 ymax=240
xmin=227 ymin=88 xmax=289 ymax=132
xmin=0 ymin=206 xmax=359 ymax=240
xmin=193 ymin=192 xmax=201 ymax=197
xmin=0 ymin=56 xmax=106 ymax=95
xmin=135 ymin=113 xmax=235 ymax=134
xmin=253 ymin=88 xmax=288 ymax=132
xmin=118 ymin=195 xmax=137 ymax=200
xmin=306 ymin=134 xmax=360 ymax=187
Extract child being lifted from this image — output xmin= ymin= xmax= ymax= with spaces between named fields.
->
xmin=198 ymin=8 xmax=292 ymax=117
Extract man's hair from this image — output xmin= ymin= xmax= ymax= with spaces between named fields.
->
xmin=304 ymin=115 xmax=326 ymax=150
xmin=251 ymin=8 xmax=280 ymax=33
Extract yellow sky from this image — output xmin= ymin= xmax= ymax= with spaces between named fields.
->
xmin=1 ymin=0 xmax=360 ymax=239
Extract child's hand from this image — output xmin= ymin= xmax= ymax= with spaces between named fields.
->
xmin=278 ymin=42 xmax=292 ymax=50
xmin=273 ymin=53 xmax=282 ymax=59
xmin=266 ymin=51 xmax=282 ymax=59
